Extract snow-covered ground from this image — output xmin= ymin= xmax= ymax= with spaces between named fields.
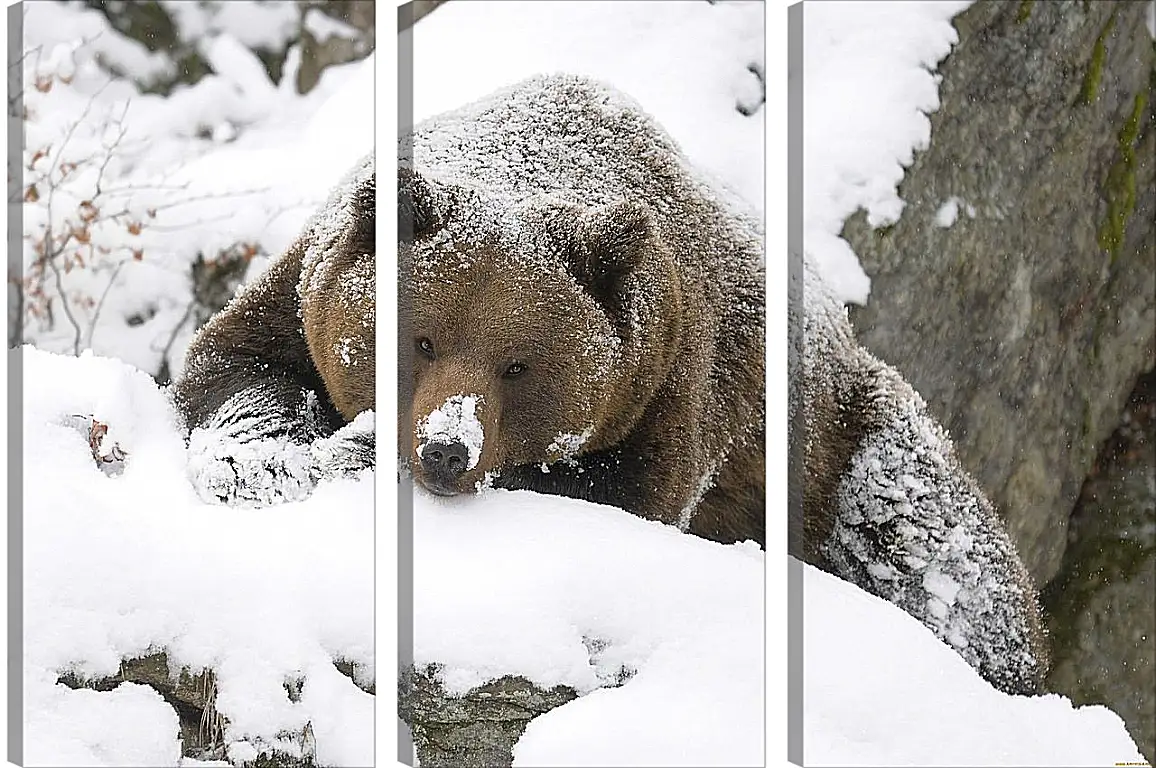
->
xmin=415 ymin=491 xmax=765 ymax=767
xmin=804 ymin=561 xmax=1144 ymax=766
xmin=20 ymin=346 xmax=374 ymax=767
xmin=16 ymin=343 xmax=1142 ymax=767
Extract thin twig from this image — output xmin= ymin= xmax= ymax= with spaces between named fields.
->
xmin=44 ymin=239 xmax=83 ymax=356
xmin=86 ymin=259 xmax=127 ymax=349
xmin=92 ymin=99 xmax=131 ymax=199
xmin=46 ymin=79 xmax=113 ymax=183
xmin=154 ymin=296 xmax=198 ymax=381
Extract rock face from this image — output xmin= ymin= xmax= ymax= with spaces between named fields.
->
xmin=842 ymin=0 xmax=1155 ymax=588
xmin=1044 ymin=370 xmax=1156 ymax=765
xmin=59 ymin=652 xmax=372 ymax=766
xmin=398 ymin=667 xmax=577 ymax=768
xmin=838 ymin=0 xmax=1154 ymax=759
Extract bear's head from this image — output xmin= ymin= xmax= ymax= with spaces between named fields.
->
xmin=300 ymin=158 xmax=376 ymax=422
xmin=400 ymin=166 xmax=683 ymax=497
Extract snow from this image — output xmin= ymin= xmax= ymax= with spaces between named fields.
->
xmin=934 ymin=197 xmax=960 ymax=227
xmin=25 ymin=679 xmax=182 ymax=767
xmin=17 ymin=334 xmax=1141 ymax=767
xmin=20 ymin=347 xmax=374 ymax=766
xmin=303 ymin=7 xmax=360 ymax=42
xmin=803 ymin=0 xmax=971 ymax=303
xmin=413 ymin=488 xmax=766 ymax=767
xmin=933 ymin=196 xmax=976 ymax=227
xmin=803 ymin=561 xmax=1146 ymax=766
xmin=163 ymin=1 xmax=300 ymax=52
xmin=416 ymin=394 xmax=486 ymax=471
xmin=546 ymin=427 xmax=594 ymax=465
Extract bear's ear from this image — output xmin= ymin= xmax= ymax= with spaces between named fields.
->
xmin=573 ymin=200 xmax=654 ymax=287
xmin=398 ymin=166 xmax=440 ymax=241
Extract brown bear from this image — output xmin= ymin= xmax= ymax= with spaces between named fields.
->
xmin=173 ymin=154 xmax=376 ymax=506
xmin=400 ymin=74 xmax=766 ymax=547
xmin=789 ymin=254 xmax=1050 ymax=695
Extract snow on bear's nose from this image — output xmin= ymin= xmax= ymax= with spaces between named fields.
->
xmin=416 ymin=394 xmax=485 ymax=473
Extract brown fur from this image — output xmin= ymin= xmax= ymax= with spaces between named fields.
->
xmin=792 ymin=266 xmax=1050 ymax=694
xmin=174 ymin=158 xmax=375 ymax=454
xmin=299 ymin=175 xmax=376 ymax=422
xmin=403 ymin=76 xmax=765 ymax=547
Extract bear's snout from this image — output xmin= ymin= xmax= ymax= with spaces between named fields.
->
xmin=412 ymin=392 xmax=488 ymax=496
xmin=419 ymin=440 xmax=469 ymax=494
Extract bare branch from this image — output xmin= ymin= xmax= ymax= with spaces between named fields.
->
xmin=154 ymin=296 xmax=198 ymax=384
xmin=44 ymin=240 xmax=84 ymax=356
xmin=92 ymin=99 xmax=131 ymax=199
xmin=46 ymin=78 xmax=114 ymax=184
xmin=86 ymin=259 xmax=127 ymax=349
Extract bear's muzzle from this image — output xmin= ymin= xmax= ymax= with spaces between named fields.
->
xmin=417 ymin=440 xmax=469 ymax=495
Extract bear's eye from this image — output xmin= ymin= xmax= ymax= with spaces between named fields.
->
xmin=417 ymin=337 xmax=435 ymax=359
xmin=503 ymin=362 xmax=527 ymax=379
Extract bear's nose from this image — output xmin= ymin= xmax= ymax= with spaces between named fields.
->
xmin=420 ymin=441 xmax=469 ymax=480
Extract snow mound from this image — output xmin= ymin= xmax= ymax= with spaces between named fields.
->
xmin=804 ymin=559 xmax=1145 ymax=766
xmin=20 ymin=347 xmax=373 ymax=767
xmin=25 ymin=677 xmax=182 ymax=768
xmin=412 ymin=488 xmax=766 ymax=767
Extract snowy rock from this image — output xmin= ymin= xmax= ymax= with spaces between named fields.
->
xmin=295 ymin=1 xmax=375 ymax=94
xmin=399 ymin=668 xmax=578 ymax=768
xmin=841 ymin=0 xmax=1155 ymax=588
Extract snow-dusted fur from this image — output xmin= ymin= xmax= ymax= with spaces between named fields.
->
xmin=791 ymin=257 xmax=1049 ymax=695
xmin=402 ymin=75 xmax=765 ymax=546
xmin=172 ymin=155 xmax=375 ymax=506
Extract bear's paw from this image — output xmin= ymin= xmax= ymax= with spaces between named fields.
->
xmin=186 ymin=428 xmax=316 ymax=507
xmin=310 ymin=410 xmax=376 ymax=480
